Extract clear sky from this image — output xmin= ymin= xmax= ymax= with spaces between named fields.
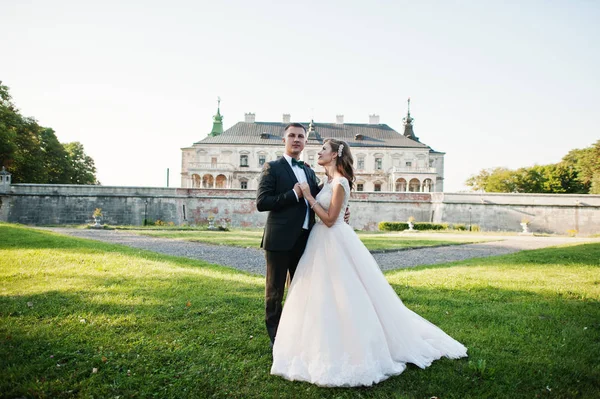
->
xmin=1 ymin=0 xmax=598 ymax=191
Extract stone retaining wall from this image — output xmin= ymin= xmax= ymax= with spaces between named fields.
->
xmin=1 ymin=184 xmax=599 ymax=235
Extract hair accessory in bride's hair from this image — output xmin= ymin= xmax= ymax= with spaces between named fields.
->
xmin=337 ymin=144 xmax=344 ymax=157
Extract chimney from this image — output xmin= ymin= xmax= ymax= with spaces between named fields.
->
xmin=245 ymin=113 xmax=256 ymax=123
xmin=282 ymin=114 xmax=291 ymax=124
xmin=336 ymin=115 xmax=344 ymax=124
xmin=369 ymin=114 xmax=380 ymax=124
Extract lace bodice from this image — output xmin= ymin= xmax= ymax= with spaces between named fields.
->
xmin=315 ymin=176 xmax=350 ymax=224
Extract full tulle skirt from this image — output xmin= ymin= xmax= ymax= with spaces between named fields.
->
xmin=270 ymin=221 xmax=467 ymax=387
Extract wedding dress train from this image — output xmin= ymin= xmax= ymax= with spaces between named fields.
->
xmin=271 ymin=177 xmax=467 ymax=387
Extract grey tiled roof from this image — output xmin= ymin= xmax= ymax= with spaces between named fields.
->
xmin=195 ymin=122 xmax=434 ymax=150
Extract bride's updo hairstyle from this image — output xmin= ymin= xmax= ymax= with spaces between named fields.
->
xmin=324 ymin=138 xmax=355 ymax=191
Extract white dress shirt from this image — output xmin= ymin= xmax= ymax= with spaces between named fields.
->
xmin=283 ymin=153 xmax=310 ymax=230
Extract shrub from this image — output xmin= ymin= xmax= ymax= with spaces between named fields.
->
xmin=380 ymin=221 xmax=476 ymax=232
xmin=413 ymin=222 xmax=446 ymax=231
xmin=379 ymin=221 xmax=448 ymax=231
xmin=378 ymin=222 xmax=409 ymax=231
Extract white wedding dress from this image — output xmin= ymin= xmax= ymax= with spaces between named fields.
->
xmin=270 ymin=177 xmax=467 ymax=387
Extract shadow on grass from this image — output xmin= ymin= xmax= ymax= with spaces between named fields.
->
xmin=3 ymin=283 xmax=599 ymax=398
xmin=2 ymin=223 xmax=600 ymax=398
xmin=0 ymin=224 xmax=263 ymax=280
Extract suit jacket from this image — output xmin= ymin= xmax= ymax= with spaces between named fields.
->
xmin=256 ymin=157 xmax=320 ymax=251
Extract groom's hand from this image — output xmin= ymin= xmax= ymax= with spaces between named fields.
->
xmin=293 ymin=183 xmax=304 ymax=199
xmin=344 ymin=206 xmax=350 ymax=224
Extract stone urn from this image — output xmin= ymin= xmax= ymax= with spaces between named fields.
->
xmin=519 ymin=221 xmax=533 ymax=235
xmin=207 ymin=214 xmax=217 ymax=231
xmin=405 ymin=217 xmax=417 ymax=233
xmin=91 ymin=208 xmax=103 ymax=229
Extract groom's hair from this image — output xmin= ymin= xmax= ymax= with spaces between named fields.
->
xmin=283 ymin=123 xmax=307 ymax=133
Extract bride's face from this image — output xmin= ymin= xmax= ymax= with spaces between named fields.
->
xmin=317 ymin=142 xmax=336 ymax=166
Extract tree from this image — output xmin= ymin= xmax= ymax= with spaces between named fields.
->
xmin=11 ymin=116 xmax=47 ymax=183
xmin=64 ymin=142 xmax=98 ymax=185
xmin=467 ymin=142 xmax=598 ymax=194
xmin=466 ymin=167 xmax=519 ymax=192
xmin=562 ymin=140 xmax=600 ymax=194
xmin=0 ymin=82 xmax=18 ymax=170
xmin=0 ymin=81 xmax=99 ymax=184
xmin=40 ymin=128 xmax=73 ymax=184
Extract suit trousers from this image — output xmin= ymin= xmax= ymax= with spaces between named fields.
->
xmin=265 ymin=229 xmax=310 ymax=344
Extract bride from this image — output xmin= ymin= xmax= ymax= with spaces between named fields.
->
xmin=270 ymin=138 xmax=468 ymax=387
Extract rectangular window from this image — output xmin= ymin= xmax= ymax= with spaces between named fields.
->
xmin=240 ymin=155 xmax=248 ymax=167
xmin=240 ymin=181 xmax=248 ymax=189
xmin=374 ymin=183 xmax=381 ymax=192
xmin=405 ymin=161 xmax=412 ymax=167
xmin=357 ymin=183 xmax=364 ymax=191
xmin=375 ymin=158 xmax=382 ymax=170
xmin=211 ymin=157 xmax=217 ymax=168
xmin=357 ymin=158 xmax=365 ymax=170
xmin=259 ymin=155 xmax=266 ymax=166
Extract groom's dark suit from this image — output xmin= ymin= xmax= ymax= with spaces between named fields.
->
xmin=256 ymin=156 xmax=320 ymax=344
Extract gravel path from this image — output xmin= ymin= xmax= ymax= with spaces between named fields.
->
xmin=41 ymin=228 xmax=599 ymax=275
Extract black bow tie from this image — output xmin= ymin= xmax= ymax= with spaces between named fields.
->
xmin=291 ymin=158 xmax=305 ymax=167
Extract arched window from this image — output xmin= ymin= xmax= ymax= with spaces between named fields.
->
xmin=215 ymin=174 xmax=227 ymax=189
xmin=395 ymin=178 xmax=407 ymax=192
xmin=191 ymin=174 xmax=201 ymax=188
xmin=202 ymin=174 xmax=214 ymax=188
xmin=409 ymin=178 xmax=420 ymax=192
xmin=423 ymin=178 xmax=434 ymax=192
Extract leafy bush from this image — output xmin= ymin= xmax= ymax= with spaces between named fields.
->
xmin=380 ymin=221 xmax=478 ymax=232
xmin=413 ymin=222 xmax=446 ymax=231
xmin=378 ymin=221 xmax=409 ymax=231
xmin=379 ymin=222 xmax=449 ymax=231
xmin=144 ymin=219 xmax=166 ymax=226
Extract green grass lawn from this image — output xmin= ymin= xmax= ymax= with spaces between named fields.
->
xmin=131 ymin=229 xmax=487 ymax=251
xmin=1 ymin=223 xmax=599 ymax=398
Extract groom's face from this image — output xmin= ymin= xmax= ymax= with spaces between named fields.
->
xmin=283 ymin=127 xmax=307 ymax=157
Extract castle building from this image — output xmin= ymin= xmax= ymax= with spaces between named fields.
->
xmin=181 ymin=99 xmax=444 ymax=192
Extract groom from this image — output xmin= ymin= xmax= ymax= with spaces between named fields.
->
xmin=256 ymin=123 xmax=320 ymax=346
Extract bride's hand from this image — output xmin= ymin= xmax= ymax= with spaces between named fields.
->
xmin=299 ymin=182 xmax=312 ymax=198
